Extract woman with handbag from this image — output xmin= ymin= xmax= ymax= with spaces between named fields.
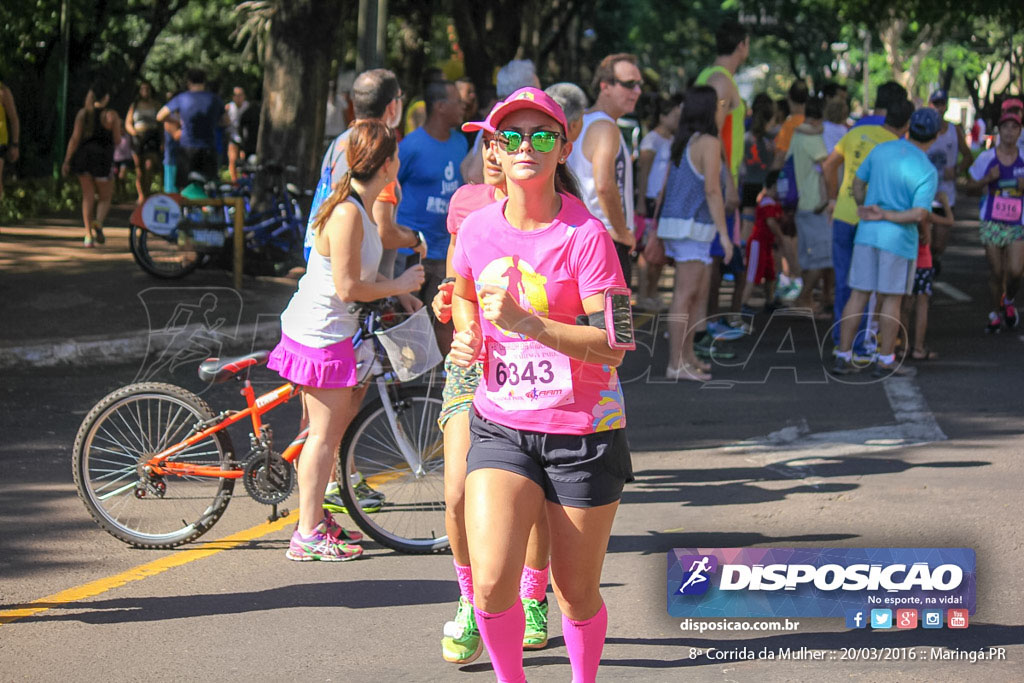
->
xmin=659 ymin=86 xmax=734 ymax=381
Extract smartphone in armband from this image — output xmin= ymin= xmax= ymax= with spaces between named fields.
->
xmin=603 ymin=287 xmax=635 ymax=350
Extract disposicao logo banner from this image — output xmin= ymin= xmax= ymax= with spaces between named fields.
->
xmin=667 ymin=548 xmax=976 ymax=618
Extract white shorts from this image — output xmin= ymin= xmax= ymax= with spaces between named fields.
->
xmin=663 ymin=238 xmax=713 ymax=265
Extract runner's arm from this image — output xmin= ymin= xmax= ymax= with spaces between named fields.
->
xmin=477 ymin=285 xmax=626 ymax=367
xmin=61 ymin=109 xmax=86 ymax=174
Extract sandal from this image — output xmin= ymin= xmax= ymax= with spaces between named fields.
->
xmin=666 ymin=363 xmax=711 ymax=382
xmin=911 ymin=347 xmax=938 ymax=361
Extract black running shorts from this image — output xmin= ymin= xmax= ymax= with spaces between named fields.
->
xmin=466 ymin=412 xmax=633 ymax=508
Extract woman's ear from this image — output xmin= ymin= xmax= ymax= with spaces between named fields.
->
xmin=559 ymin=140 xmax=573 ymax=164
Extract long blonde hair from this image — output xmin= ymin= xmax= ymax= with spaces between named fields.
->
xmin=311 ymin=119 xmax=397 ymax=235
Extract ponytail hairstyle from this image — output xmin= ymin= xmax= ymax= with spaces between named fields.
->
xmin=670 ymin=85 xmax=718 ymax=166
xmin=83 ymin=80 xmax=111 ymax=139
xmin=311 ymin=119 xmax=397 ymax=236
xmin=555 ymin=163 xmax=582 ymax=200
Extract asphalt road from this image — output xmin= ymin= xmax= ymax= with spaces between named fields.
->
xmin=1 ymin=220 xmax=1022 ymax=681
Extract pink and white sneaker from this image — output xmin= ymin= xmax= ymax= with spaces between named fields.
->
xmin=286 ymin=525 xmax=363 ymax=562
xmin=322 ymin=510 xmax=363 ymax=543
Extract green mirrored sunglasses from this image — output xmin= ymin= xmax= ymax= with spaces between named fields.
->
xmin=496 ymin=130 xmax=563 ymax=153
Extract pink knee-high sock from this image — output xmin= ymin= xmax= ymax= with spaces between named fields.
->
xmin=475 ymin=601 xmax=526 ymax=683
xmin=519 ymin=563 xmax=549 ymax=601
xmin=454 ymin=561 xmax=474 ymax=603
xmin=562 ymin=603 xmax=608 ymax=683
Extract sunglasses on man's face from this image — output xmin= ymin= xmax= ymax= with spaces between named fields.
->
xmin=496 ymin=130 xmax=564 ymax=153
xmin=613 ymin=78 xmax=643 ymax=91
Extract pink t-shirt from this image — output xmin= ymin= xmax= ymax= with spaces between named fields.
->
xmin=452 ymin=195 xmax=627 ymax=435
xmin=447 ymin=184 xmax=498 ymax=235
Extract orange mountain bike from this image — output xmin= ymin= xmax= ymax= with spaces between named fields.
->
xmin=72 ymin=300 xmax=448 ymax=554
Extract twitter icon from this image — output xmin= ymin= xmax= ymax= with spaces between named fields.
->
xmin=870 ymin=609 xmax=893 ymax=629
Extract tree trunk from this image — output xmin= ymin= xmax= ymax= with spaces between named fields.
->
xmin=450 ymin=0 xmax=522 ymax=93
xmin=256 ymin=0 xmax=343 ymax=197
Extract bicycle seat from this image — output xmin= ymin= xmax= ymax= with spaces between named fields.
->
xmin=198 ymin=350 xmax=270 ymax=383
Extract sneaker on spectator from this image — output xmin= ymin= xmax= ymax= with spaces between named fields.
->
xmin=707 ymin=320 xmax=745 ymax=340
xmin=831 ymin=356 xmax=858 ymax=375
xmin=694 ymin=334 xmax=737 ymax=360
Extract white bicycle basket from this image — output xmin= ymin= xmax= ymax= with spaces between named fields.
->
xmin=374 ymin=306 xmax=442 ymax=381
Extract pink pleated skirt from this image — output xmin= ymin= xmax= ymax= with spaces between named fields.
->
xmin=267 ymin=334 xmax=360 ymax=389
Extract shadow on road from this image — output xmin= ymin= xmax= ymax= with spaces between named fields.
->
xmin=607 ymin=531 xmax=859 ymax=555
xmin=5 ymin=578 xmax=456 ymax=625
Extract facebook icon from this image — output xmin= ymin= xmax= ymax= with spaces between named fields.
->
xmin=845 ymin=609 xmax=867 ymax=629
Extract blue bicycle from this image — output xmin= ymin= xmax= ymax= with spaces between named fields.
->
xmin=129 ymin=161 xmax=311 ymax=279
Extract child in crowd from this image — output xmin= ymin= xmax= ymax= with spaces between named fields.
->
xmin=904 ymin=191 xmax=953 ymax=360
xmin=741 ymin=170 xmax=783 ymax=313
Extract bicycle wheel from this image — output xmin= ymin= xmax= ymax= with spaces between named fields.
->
xmin=129 ymin=224 xmax=202 ymax=279
xmin=337 ymin=384 xmax=448 ymax=554
xmin=73 ymin=382 xmax=235 ymax=548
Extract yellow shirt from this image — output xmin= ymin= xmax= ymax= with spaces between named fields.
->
xmin=833 ymin=125 xmax=897 ymax=225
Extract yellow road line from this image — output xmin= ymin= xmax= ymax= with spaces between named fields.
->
xmin=0 ymin=511 xmax=298 ymax=626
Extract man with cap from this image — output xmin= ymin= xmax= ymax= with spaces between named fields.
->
xmin=926 ymin=89 xmax=972 ymax=273
xmin=833 ymin=104 xmax=939 ymax=376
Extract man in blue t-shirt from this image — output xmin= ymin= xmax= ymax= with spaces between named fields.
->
xmin=833 ymin=104 xmax=939 ymax=377
xmin=157 ymin=69 xmax=227 ymax=182
xmin=395 ymin=79 xmax=467 ymax=327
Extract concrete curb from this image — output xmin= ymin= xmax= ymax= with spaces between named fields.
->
xmin=0 ymin=320 xmax=282 ymax=369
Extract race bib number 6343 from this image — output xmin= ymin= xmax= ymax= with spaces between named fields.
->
xmin=485 ymin=339 xmax=574 ymax=411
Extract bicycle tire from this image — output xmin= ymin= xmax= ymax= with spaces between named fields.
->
xmin=73 ymin=382 xmax=235 ymax=548
xmin=129 ymin=224 xmax=202 ymax=279
xmin=337 ymin=384 xmax=448 ymax=554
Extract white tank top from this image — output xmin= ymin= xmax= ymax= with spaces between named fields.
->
xmin=568 ymin=110 xmax=635 ymax=233
xmin=280 ymin=196 xmax=382 ymax=347
xmin=927 ymin=122 xmax=959 ymax=206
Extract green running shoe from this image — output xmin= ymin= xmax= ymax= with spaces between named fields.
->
xmin=322 ymin=479 xmax=383 ymax=515
xmin=522 ymin=597 xmax=549 ymax=650
xmin=694 ymin=334 xmax=736 ymax=360
xmin=442 ymin=596 xmax=483 ymax=664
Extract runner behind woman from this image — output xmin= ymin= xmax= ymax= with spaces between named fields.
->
xmin=449 ymin=87 xmax=632 ymax=683
xmin=266 ymin=120 xmax=425 ymax=561
xmin=434 ymin=104 xmax=552 ymax=663
xmin=965 ymin=108 xmax=1024 ymax=332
